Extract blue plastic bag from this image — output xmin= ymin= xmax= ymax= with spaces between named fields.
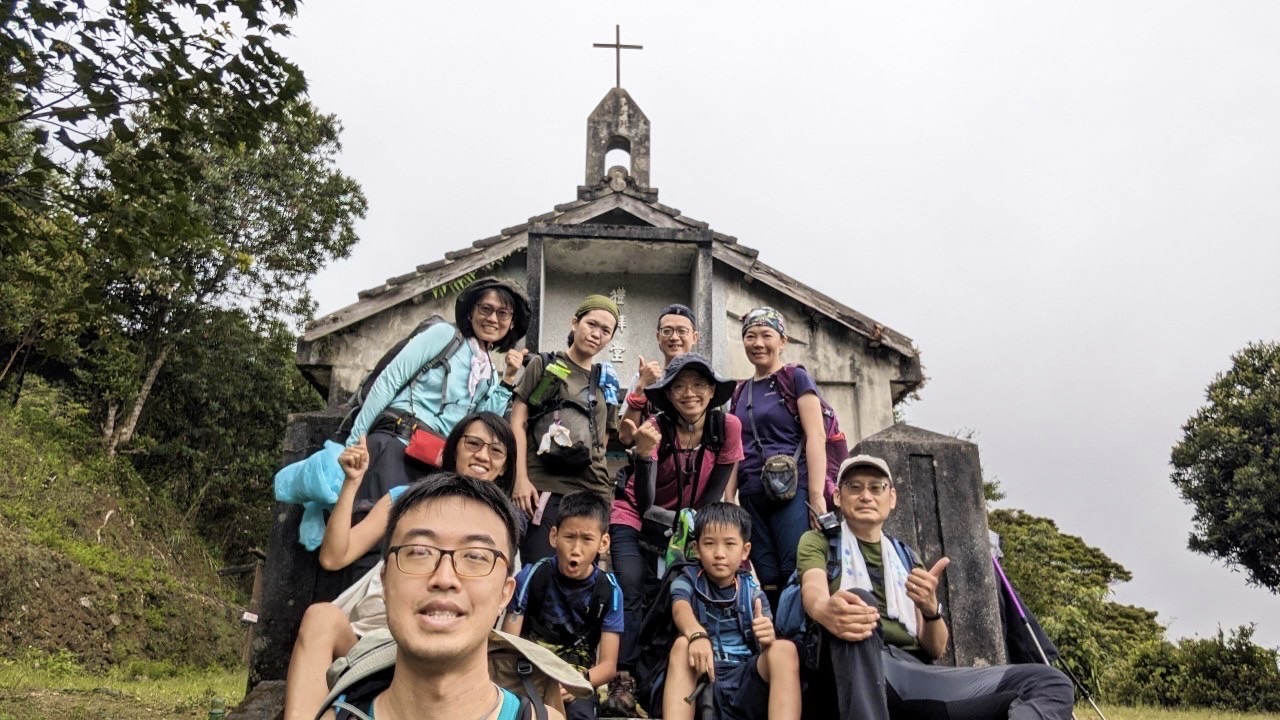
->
xmin=274 ymin=441 xmax=345 ymax=550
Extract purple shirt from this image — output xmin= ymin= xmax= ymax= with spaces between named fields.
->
xmin=731 ymin=368 xmax=818 ymax=496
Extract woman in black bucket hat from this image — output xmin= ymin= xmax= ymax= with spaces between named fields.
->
xmin=606 ymin=353 xmax=744 ymax=715
xmin=338 ymin=277 xmax=531 ymax=569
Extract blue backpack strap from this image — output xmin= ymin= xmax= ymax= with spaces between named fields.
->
xmin=517 ymin=558 xmax=553 ymax=620
xmin=737 ymin=570 xmax=761 ymax=649
xmin=495 ymin=687 xmax=523 ymax=720
xmin=825 ymin=533 xmax=841 ymax=581
xmin=888 ymin=535 xmax=918 ymax=572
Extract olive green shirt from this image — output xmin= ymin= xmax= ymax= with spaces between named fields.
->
xmin=516 ymin=351 xmax=617 ymax=501
xmin=796 ymin=529 xmax=924 ymax=654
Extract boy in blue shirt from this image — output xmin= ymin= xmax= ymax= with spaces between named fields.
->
xmin=664 ymin=502 xmax=801 ymax=720
xmin=503 ymin=491 xmax=623 ymax=720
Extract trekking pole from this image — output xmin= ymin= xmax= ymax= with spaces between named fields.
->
xmin=684 ymin=678 xmax=708 ymax=704
xmin=992 ymin=556 xmax=1107 ymax=720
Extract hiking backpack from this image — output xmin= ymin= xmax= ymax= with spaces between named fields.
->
xmin=331 ymin=314 xmax=464 ymax=443
xmin=773 ymin=532 xmax=917 ymax=669
xmin=731 ymin=364 xmax=849 ymax=504
xmin=516 ymin=558 xmax=620 ymax=665
xmin=318 ymin=628 xmax=593 ymax=720
xmin=524 ymin=352 xmax=604 ymax=474
xmin=632 ymin=562 xmax=759 ymax=713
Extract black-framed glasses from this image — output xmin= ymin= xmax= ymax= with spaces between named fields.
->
xmin=475 ymin=303 xmax=513 ymax=321
xmin=388 ymin=543 xmax=509 ymax=577
xmin=670 ymin=380 xmax=713 ymax=395
xmin=459 ymin=434 xmax=508 ymax=461
xmin=841 ymin=481 xmax=891 ymax=497
xmin=658 ymin=326 xmax=692 ymax=339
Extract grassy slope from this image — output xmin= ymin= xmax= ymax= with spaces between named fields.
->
xmin=0 ymin=665 xmax=245 ymax=720
xmin=0 ymin=384 xmax=246 ymax=688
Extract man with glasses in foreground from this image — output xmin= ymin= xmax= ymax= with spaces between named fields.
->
xmin=320 ymin=473 xmax=560 ymax=720
xmin=797 ymin=456 xmax=1074 ymax=720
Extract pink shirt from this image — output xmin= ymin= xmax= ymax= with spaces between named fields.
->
xmin=610 ymin=414 xmax=745 ymax=531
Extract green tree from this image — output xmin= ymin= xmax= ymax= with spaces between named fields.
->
xmin=1108 ymin=626 xmax=1280 ymax=712
xmin=78 ymin=100 xmax=365 ymax=455
xmin=132 ymin=308 xmax=321 ymax=559
xmin=1171 ymin=341 xmax=1280 ymax=591
xmin=1 ymin=0 xmax=303 ymax=170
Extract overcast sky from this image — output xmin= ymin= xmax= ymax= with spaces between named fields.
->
xmin=281 ymin=2 xmax=1280 ymax=647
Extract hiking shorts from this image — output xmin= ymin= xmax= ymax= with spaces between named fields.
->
xmin=714 ymin=656 xmax=771 ymax=720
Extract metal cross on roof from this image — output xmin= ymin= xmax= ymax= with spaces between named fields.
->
xmin=593 ymin=24 xmax=643 ymax=89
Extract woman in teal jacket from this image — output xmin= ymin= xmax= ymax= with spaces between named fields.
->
xmin=343 ymin=277 xmax=531 ymax=541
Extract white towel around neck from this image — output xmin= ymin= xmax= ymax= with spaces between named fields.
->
xmin=838 ymin=523 xmax=918 ymax=639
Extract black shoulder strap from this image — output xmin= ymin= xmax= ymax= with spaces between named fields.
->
xmin=590 ymin=570 xmax=616 ymax=624
xmin=704 ymin=409 xmax=726 ymax=453
xmin=580 ymin=569 xmax=616 ymax=650
xmin=408 ymin=327 xmax=465 ymax=408
xmin=514 ymin=666 xmax=546 ymax=720
xmin=522 ymin=559 xmax=553 ymax=626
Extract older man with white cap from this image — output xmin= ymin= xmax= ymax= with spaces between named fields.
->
xmin=795 ymin=455 xmax=1074 ymax=720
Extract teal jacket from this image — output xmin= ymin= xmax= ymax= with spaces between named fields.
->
xmin=347 ymin=322 xmax=513 ymax=443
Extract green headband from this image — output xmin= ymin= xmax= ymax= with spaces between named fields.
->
xmin=575 ymin=294 xmax=620 ymax=322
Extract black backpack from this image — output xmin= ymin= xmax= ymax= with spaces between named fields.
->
xmin=516 ymin=558 xmax=619 ymax=666
xmin=331 ymin=314 xmax=464 ymax=443
xmin=524 ymin=352 xmax=603 ymax=474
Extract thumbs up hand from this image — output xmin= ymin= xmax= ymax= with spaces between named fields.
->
xmin=636 ymin=355 xmax=662 ymax=389
xmin=339 ymin=435 xmax=369 ymax=482
xmin=622 ymin=417 xmax=662 ymax=459
xmin=906 ymin=557 xmax=950 ymax=615
xmin=751 ymin=595 xmax=776 ymax=648
xmin=503 ymin=347 xmax=529 ymax=385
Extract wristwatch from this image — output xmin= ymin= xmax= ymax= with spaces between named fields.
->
xmin=922 ymin=602 xmax=944 ymax=622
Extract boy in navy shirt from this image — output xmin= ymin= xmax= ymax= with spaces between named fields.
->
xmin=504 ymin=491 xmax=623 ymax=720
xmin=663 ymin=503 xmax=801 ymax=720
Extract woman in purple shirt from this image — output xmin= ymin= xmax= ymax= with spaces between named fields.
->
xmin=729 ymin=307 xmax=828 ymax=610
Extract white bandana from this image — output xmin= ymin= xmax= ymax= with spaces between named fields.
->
xmin=838 ymin=522 xmax=918 ymax=639
xmin=466 ymin=338 xmax=494 ymax=397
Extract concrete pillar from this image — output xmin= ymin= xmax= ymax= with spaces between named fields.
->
xmin=248 ymin=410 xmax=348 ymax=689
xmin=853 ymin=424 xmax=1006 ymax=668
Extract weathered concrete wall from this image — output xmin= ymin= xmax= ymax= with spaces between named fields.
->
xmin=585 ymin=88 xmax=651 ymax=188
xmin=854 ymin=424 xmax=1006 ymax=668
xmin=719 ymin=269 xmax=901 ymax=444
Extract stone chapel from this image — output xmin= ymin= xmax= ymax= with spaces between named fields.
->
xmin=242 ymin=80 xmax=1005 ymax=707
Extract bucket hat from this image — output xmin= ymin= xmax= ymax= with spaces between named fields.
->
xmin=643 ymin=353 xmax=735 ymax=417
xmin=455 ymin=277 xmax=532 ymax=352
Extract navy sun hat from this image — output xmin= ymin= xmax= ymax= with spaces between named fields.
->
xmin=656 ymin=303 xmax=698 ymax=329
xmin=643 ymin=352 xmax=735 ymax=416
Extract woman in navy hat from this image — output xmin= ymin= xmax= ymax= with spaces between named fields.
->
xmin=605 ymin=352 xmax=744 ymax=716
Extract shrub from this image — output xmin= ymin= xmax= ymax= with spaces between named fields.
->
xmin=1106 ymin=625 xmax=1280 ymax=712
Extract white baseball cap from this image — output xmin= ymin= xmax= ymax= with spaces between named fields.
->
xmin=837 ymin=454 xmax=894 ymax=484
